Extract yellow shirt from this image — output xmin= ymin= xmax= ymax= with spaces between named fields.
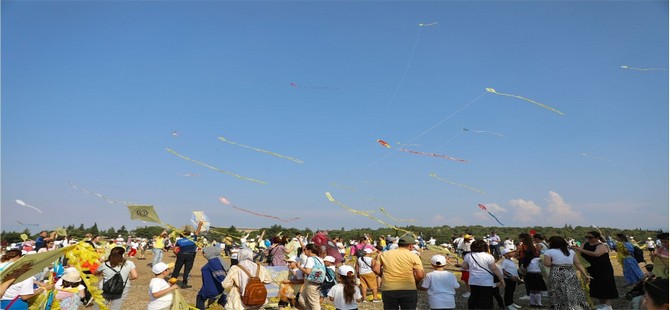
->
xmin=378 ymin=248 xmax=423 ymax=291
xmin=154 ymin=236 xmax=165 ymax=250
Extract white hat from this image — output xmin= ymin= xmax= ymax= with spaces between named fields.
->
xmin=323 ymin=256 xmax=336 ymax=263
xmin=363 ymin=248 xmax=373 ymax=254
xmin=284 ymin=256 xmax=298 ymax=263
xmin=338 ymin=265 xmax=355 ymax=276
xmin=500 ymin=248 xmax=514 ymax=256
xmin=152 ymin=262 xmax=173 ymax=274
xmin=61 ymin=270 xmax=82 ymax=283
xmin=430 ymin=255 xmax=446 ymax=266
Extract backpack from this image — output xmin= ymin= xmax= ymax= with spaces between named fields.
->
xmin=102 ymin=262 xmax=128 ymax=298
xmin=236 ymin=263 xmax=267 ymax=307
xmin=632 ymin=245 xmax=645 ymax=263
xmin=355 ymin=247 xmax=367 ymax=259
xmin=305 ymin=257 xmax=326 ymax=284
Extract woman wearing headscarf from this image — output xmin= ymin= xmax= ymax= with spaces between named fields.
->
xmin=543 ymin=236 xmax=590 ymax=310
xmin=197 ymin=246 xmax=228 ymax=310
xmin=222 ymin=248 xmax=272 ymax=309
xmin=615 ymin=233 xmax=645 ymax=286
xmin=572 ymin=230 xmax=619 ymax=310
xmin=94 ymin=246 xmax=138 ymax=310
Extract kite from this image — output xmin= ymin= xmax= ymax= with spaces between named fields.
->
xmin=620 ymin=65 xmax=666 ymax=71
xmin=478 ymin=204 xmax=504 ymax=226
xmin=396 ymin=142 xmax=422 ymax=146
xmin=15 ymin=199 xmax=43 ymax=214
xmin=219 ymin=196 xmax=300 ymax=222
xmin=331 ymin=182 xmax=357 ymax=192
xmin=179 ymin=173 xmax=202 ymax=177
xmin=418 ymin=22 xmax=438 ymax=27
xmin=218 ymin=136 xmax=304 ymax=164
xmin=486 ymin=88 xmax=564 ymax=116
xmin=581 ymin=153 xmax=611 ymax=162
xmin=68 ymin=181 xmax=134 ymax=205
xmin=166 ymin=148 xmax=267 ymax=184
xmin=378 ymin=139 xmax=468 ymax=162
xmin=172 ymin=131 xmax=179 ymax=137
xmin=429 ymin=172 xmax=485 ymax=194
xmin=379 ymin=207 xmax=418 ymax=222
xmin=128 ymin=205 xmax=163 ymax=224
xmin=325 ymin=192 xmax=416 ymax=236
xmin=462 ymin=128 xmax=505 ymax=138
xmin=191 ymin=211 xmax=211 ymax=232
xmin=376 ymin=139 xmax=391 ymax=148
xmin=16 ymin=221 xmax=40 ymax=227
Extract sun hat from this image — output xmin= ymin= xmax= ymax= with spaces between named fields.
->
xmin=430 ymin=255 xmax=446 ymax=266
xmin=152 ymin=262 xmax=174 ymax=274
xmin=61 ymin=271 xmax=82 ymax=283
xmin=338 ymin=265 xmax=355 ymax=276
xmin=285 ymin=256 xmax=298 ymax=263
xmin=500 ymin=248 xmax=513 ymax=256
xmin=323 ymin=256 xmax=336 ymax=263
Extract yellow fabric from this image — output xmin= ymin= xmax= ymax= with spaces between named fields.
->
xmin=378 ymin=248 xmax=423 ymax=291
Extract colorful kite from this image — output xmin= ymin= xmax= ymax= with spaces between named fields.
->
xmin=166 ymin=148 xmax=267 ymax=184
xmin=429 ymin=172 xmax=485 ymax=194
xmin=68 ymin=181 xmax=134 ymax=205
xmin=217 ymin=136 xmax=304 ymax=164
xmin=191 ymin=211 xmax=211 ymax=232
xmin=15 ymin=199 xmax=43 ymax=214
xmin=219 ymin=196 xmax=300 ymax=222
xmin=378 ymin=139 xmax=468 ymax=163
xmin=324 ymin=192 xmax=416 ymax=236
xmin=486 ymin=88 xmax=564 ymax=116
xmin=462 ymin=128 xmax=505 ymax=138
xmin=379 ymin=207 xmax=418 ymax=222
xmin=620 ymin=65 xmax=666 ymax=71
xmin=478 ymin=204 xmax=504 ymax=226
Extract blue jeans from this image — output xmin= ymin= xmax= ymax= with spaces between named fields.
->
xmin=152 ymin=248 xmax=164 ymax=266
xmin=381 ymin=290 xmax=417 ymax=310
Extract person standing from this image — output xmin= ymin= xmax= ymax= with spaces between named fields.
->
xmin=543 ymin=236 xmax=589 ymax=310
xmin=297 ymin=244 xmax=325 ymax=310
xmin=222 ymin=249 xmax=272 ymax=310
xmin=95 ymin=247 xmax=138 ymax=310
xmin=148 ymin=262 xmax=180 ymax=310
xmin=196 ymin=246 xmax=227 ymax=310
xmin=355 ymin=248 xmax=380 ymax=302
xmin=171 ymin=222 xmax=203 ymax=289
xmin=373 ymin=235 xmax=425 ymax=309
xmin=573 ymin=231 xmax=619 ymax=310
xmin=615 ymin=233 xmax=645 ymax=286
xmin=489 ymin=232 xmax=502 ymax=257
xmin=419 ymin=254 xmax=460 ymax=310
xmin=152 ymin=231 xmax=167 ymax=267
xmin=461 ymin=239 xmax=506 ymax=310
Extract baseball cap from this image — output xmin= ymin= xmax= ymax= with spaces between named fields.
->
xmin=430 ymin=255 xmax=446 ymax=266
xmin=152 ymin=262 xmax=174 ymax=274
xmin=398 ymin=235 xmax=416 ymax=246
xmin=338 ymin=265 xmax=355 ymax=276
xmin=323 ymin=256 xmax=336 ymax=263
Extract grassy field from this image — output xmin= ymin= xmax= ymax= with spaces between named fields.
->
xmin=114 ymin=249 xmax=640 ymax=310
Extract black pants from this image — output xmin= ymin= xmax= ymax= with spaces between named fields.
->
xmin=468 ymin=285 xmax=493 ymax=309
xmin=381 ymin=290 xmax=417 ymax=310
xmin=171 ymin=252 xmax=196 ymax=284
xmin=504 ymin=278 xmax=517 ymax=306
xmin=493 ymin=285 xmax=504 ymax=308
xmin=196 ymin=293 xmax=226 ymax=310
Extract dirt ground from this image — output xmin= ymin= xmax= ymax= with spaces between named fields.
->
xmin=112 ymin=249 xmax=641 ymax=310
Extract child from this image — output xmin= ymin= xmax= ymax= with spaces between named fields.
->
xmin=328 ymin=265 xmax=362 ymax=310
xmin=524 ymin=255 xmax=547 ymax=308
xmin=420 ymin=255 xmax=460 ymax=310
xmin=55 ymin=270 xmax=85 ymax=310
xmin=356 ymin=248 xmax=381 ymax=302
xmin=148 ymin=262 xmax=180 ymax=310
xmin=321 ymin=256 xmax=338 ymax=301
xmin=499 ymin=249 xmax=523 ymax=310
xmin=279 ymin=257 xmax=304 ymax=309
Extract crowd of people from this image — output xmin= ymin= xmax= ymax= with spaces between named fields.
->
xmin=1 ymin=227 xmax=668 ymax=310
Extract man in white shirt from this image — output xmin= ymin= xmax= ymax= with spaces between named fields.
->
xmin=489 ymin=232 xmax=502 ymax=256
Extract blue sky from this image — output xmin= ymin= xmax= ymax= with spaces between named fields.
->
xmin=2 ymin=1 xmax=668 ymax=234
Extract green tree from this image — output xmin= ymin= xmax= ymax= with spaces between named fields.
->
xmin=117 ymin=225 xmax=128 ymax=235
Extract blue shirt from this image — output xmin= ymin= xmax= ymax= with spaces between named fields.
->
xmin=176 ymin=237 xmax=197 ymax=254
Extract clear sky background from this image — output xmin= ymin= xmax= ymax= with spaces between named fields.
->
xmin=2 ymin=1 xmax=668 ymax=234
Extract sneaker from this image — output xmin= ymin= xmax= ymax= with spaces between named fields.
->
xmin=181 ymin=284 xmax=192 ymax=289
xmin=511 ymin=304 xmax=522 ymax=309
xmin=372 ymin=299 xmax=382 ymax=303
xmin=85 ymin=297 xmax=95 ymax=307
xmin=462 ymin=292 xmax=471 ymax=298
xmin=519 ymin=295 xmax=531 ymax=300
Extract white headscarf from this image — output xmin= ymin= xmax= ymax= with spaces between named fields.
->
xmin=236 ymin=248 xmax=260 ymax=294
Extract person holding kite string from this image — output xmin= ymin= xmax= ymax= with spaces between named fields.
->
xmin=171 ymin=221 xmax=204 ymax=289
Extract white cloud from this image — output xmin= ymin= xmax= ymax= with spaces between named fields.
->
xmin=546 ymin=191 xmax=584 ymax=225
xmin=508 ymin=198 xmax=542 ymax=224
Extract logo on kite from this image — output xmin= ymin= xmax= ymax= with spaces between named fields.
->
xmin=136 ymin=209 xmax=149 ymax=217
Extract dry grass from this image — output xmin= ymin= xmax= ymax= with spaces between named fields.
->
xmin=113 ymin=249 xmax=640 ymax=310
